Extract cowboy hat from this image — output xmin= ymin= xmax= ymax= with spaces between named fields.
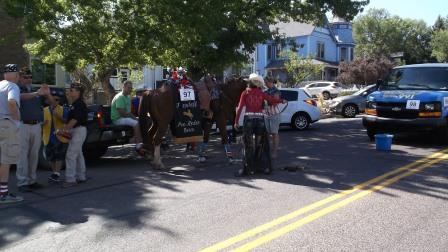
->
xmin=244 ymin=73 xmax=265 ymax=88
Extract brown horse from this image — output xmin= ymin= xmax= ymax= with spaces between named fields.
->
xmin=138 ymin=76 xmax=247 ymax=169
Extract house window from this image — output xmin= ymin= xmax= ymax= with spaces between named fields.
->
xmin=31 ymin=59 xmax=56 ymax=85
xmin=316 ymin=42 xmax=325 ymax=59
xmin=267 ymin=45 xmax=273 ymax=60
xmin=350 ymin=47 xmax=354 ymax=61
xmin=340 ymin=47 xmax=348 ymax=62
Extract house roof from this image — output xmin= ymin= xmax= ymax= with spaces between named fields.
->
xmin=269 ymin=21 xmax=315 ymax=37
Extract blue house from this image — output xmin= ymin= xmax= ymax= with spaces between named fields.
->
xmin=254 ymin=16 xmax=355 ymax=84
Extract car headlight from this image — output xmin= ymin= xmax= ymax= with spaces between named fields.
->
xmin=424 ymin=103 xmax=435 ymax=111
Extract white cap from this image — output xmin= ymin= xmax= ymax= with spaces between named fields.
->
xmin=244 ymin=73 xmax=265 ymax=87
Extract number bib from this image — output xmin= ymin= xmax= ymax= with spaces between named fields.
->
xmin=180 ymin=88 xmax=195 ymax=101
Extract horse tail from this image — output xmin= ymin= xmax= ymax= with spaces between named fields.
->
xmin=138 ymin=91 xmax=151 ymax=147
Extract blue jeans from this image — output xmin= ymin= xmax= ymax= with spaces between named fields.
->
xmin=243 ymin=116 xmax=266 ymax=172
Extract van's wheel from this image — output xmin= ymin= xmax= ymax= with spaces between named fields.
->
xmin=322 ymin=91 xmax=331 ymax=100
xmin=291 ymin=112 xmax=310 ymax=131
xmin=84 ymin=146 xmax=109 ymax=160
xmin=436 ymin=126 xmax=448 ymax=144
xmin=342 ymin=104 xmax=358 ymax=118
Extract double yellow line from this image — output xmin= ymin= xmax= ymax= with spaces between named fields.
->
xmin=200 ymin=148 xmax=448 ymax=252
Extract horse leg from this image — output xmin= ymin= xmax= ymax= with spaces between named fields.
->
xmin=152 ymin=121 xmax=168 ymax=169
xmin=198 ymin=117 xmax=212 ymax=162
xmin=216 ymin=115 xmax=233 ymax=161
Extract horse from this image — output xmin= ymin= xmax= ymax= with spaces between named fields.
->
xmin=138 ymin=76 xmax=247 ymax=169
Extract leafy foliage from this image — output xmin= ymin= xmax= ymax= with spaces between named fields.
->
xmin=353 ymin=8 xmax=432 ymax=64
xmin=3 ymin=0 xmax=368 ymax=92
xmin=337 ymin=56 xmax=394 ymax=85
xmin=282 ymin=51 xmax=324 ymax=87
xmin=430 ymin=29 xmax=448 ymax=62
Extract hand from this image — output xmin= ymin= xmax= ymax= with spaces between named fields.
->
xmin=282 ymin=99 xmax=287 ymax=104
xmin=234 ymin=123 xmax=239 ymax=129
xmin=42 ymin=120 xmax=49 ymax=126
xmin=38 ymin=85 xmax=51 ymax=96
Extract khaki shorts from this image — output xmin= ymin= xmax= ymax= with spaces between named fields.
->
xmin=0 ymin=119 xmax=20 ymax=165
xmin=264 ymin=114 xmax=280 ymax=134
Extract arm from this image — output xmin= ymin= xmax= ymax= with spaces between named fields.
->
xmin=20 ymin=91 xmax=39 ymax=101
xmin=234 ymin=91 xmax=247 ymax=126
xmin=117 ymin=108 xmax=136 ymax=119
xmin=7 ymin=100 xmax=20 ymax=121
xmin=52 ymin=109 xmax=67 ymax=123
xmin=263 ymin=92 xmax=283 ymax=105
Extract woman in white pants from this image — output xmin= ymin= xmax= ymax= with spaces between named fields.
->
xmin=63 ymin=84 xmax=88 ymax=188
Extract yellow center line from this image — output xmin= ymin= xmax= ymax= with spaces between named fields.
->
xmin=199 ymin=148 xmax=448 ymax=252
xmin=232 ymin=153 xmax=448 ymax=252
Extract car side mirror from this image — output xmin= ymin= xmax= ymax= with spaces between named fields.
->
xmin=376 ymin=79 xmax=383 ymax=88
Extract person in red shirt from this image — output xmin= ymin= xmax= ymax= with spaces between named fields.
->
xmin=234 ymin=74 xmax=285 ymax=176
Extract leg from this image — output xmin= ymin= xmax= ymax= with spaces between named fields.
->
xmin=16 ymin=125 xmax=30 ymax=187
xmin=65 ymin=128 xmax=84 ymax=183
xmin=152 ymin=122 xmax=168 ymax=169
xmin=133 ymin=123 xmax=143 ymax=144
xmin=216 ymin=114 xmax=233 ymax=159
xmin=28 ymin=124 xmax=42 ymax=185
xmin=75 ymin=127 xmax=87 ymax=181
xmin=271 ymin=133 xmax=279 ymax=158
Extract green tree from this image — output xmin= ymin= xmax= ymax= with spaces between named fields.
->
xmin=430 ymin=29 xmax=448 ymax=62
xmin=433 ymin=15 xmax=448 ymax=31
xmin=4 ymin=0 xmax=368 ymax=97
xmin=283 ymin=51 xmax=323 ymax=87
xmin=353 ymin=8 xmax=432 ymax=64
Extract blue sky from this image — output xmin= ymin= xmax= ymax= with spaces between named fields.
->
xmin=359 ymin=0 xmax=448 ymax=25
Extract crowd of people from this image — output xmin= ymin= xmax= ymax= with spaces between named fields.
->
xmin=0 ymin=64 xmax=89 ymax=204
xmin=0 ymin=62 xmax=285 ymax=203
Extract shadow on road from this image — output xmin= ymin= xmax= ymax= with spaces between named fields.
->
xmin=1 ymin=118 xmax=447 ymax=249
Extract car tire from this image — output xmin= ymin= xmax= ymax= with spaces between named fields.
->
xmin=342 ymin=104 xmax=358 ymax=118
xmin=436 ymin=126 xmax=448 ymax=144
xmin=291 ymin=112 xmax=311 ymax=131
xmin=322 ymin=91 xmax=331 ymax=100
xmin=84 ymin=146 xmax=109 ymax=160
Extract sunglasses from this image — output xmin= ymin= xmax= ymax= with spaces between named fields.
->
xmin=22 ymin=75 xmax=32 ymax=79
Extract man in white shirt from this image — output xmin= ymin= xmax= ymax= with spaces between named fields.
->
xmin=0 ymin=64 xmax=23 ymax=203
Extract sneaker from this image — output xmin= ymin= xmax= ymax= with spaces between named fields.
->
xmin=29 ymin=183 xmax=44 ymax=190
xmin=0 ymin=193 xmax=24 ymax=204
xmin=18 ymin=185 xmax=32 ymax=193
xmin=62 ymin=182 xmax=78 ymax=188
xmin=76 ymin=177 xmax=90 ymax=184
xmin=48 ymin=174 xmax=61 ymax=183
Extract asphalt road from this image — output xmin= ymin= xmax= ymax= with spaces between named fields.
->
xmin=1 ymin=117 xmax=447 ymax=251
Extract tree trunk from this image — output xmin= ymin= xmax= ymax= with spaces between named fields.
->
xmin=97 ymin=69 xmax=116 ymax=105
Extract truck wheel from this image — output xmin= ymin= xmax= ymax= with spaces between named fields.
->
xmin=84 ymin=146 xmax=109 ymax=160
xmin=436 ymin=126 xmax=448 ymax=144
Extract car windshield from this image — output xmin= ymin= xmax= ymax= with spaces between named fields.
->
xmin=384 ymin=67 xmax=448 ymax=90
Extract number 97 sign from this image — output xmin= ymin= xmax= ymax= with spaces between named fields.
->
xmin=180 ymin=88 xmax=195 ymax=101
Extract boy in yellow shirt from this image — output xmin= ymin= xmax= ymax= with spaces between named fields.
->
xmin=42 ymin=96 xmax=69 ymax=183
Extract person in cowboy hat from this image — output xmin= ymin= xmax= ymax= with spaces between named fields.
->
xmin=234 ymin=73 xmax=285 ymax=176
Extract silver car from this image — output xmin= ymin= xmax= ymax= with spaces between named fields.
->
xmin=329 ymin=84 xmax=377 ymax=118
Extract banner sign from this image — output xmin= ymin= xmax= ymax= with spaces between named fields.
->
xmin=173 ymin=99 xmax=203 ymax=144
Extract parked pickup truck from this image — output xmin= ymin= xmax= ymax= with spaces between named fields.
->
xmin=362 ymin=63 xmax=448 ymax=142
xmin=38 ymin=87 xmax=134 ymax=168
